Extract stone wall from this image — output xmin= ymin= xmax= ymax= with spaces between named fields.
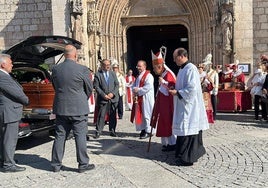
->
xmin=253 ymin=0 xmax=268 ymax=64
xmin=51 ymin=0 xmax=70 ymax=37
xmin=1 ymin=0 xmax=268 ymax=73
xmin=0 ymin=0 xmax=53 ymax=51
xmin=234 ymin=0 xmax=253 ymax=65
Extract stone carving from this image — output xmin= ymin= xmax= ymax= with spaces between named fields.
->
xmin=70 ymin=0 xmax=83 ymax=15
xmin=70 ymin=0 xmax=83 ymax=42
xmin=70 ymin=0 xmax=85 ymax=64
xmin=72 ymin=14 xmax=83 ymax=42
xmin=203 ymin=53 xmax=212 ymax=65
xmin=87 ymin=0 xmax=102 ymax=60
xmin=87 ymin=0 xmax=99 ymax=34
xmin=221 ymin=9 xmax=233 ymax=55
xmin=219 ymin=0 xmax=234 ymax=6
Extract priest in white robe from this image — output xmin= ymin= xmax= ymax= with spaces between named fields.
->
xmin=169 ymin=48 xmax=209 ymax=166
xmin=130 ymin=60 xmax=155 ymax=139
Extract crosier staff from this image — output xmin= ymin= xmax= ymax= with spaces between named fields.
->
xmin=147 ymin=86 xmax=160 ymax=152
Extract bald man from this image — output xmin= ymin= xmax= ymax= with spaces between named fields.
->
xmin=51 ymin=44 xmax=95 ymax=173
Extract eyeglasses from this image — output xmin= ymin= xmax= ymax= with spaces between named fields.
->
xmin=103 ymin=64 xmax=110 ymax=67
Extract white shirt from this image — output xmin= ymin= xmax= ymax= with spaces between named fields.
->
xmin=116 ymin=72 xmax=126 ymax=96
xmin=250 ymin=72 xmax=266 ymax=96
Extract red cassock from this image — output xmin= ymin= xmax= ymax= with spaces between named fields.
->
xmin=150 ymin=71 xmax=176 ymax=137
xmin=222 ymin=72 xmax=233 ymax=82
xmin=235 ymin=73 xmax=245 ymax=83
xmin=125 ymin=75 xmax=135 ymax=109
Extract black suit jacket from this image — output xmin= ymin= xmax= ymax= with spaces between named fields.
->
xmin=262 ymin=74 xmax=268 ymax=91
xmin=0 ymin=70 xmax=29 ymax=123
xmin=52 ymin=59 xmax=93 ymax=116
xmin=94 ymin=69 xmax=119 ymax=104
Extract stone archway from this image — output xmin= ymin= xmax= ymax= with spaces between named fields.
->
xmin=87 ymin=0 xmax=215 ymax=72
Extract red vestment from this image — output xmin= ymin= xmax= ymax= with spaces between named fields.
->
xmin=234 ymin=73 xmax=245 ymax=83
xmin=222 ymin=71 xmax=233 ymax=82
xmin=125 ymin=75 xmax=135 ymax=109
xmin=150 ymin=70 xmax=176 ymax=137
xmin=130 ymin=71 xmax=150 ymax=124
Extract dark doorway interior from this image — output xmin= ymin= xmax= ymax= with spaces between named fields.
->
xmin=127 ymin=25 xmax=188 ymax=77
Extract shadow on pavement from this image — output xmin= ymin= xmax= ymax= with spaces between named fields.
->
xmin=87 ymin=132 xmax=177 ymax=166
xmin=217 ymin=111 xmax=268 ymax=128
xmin=17 ymin=131 xmax=54 ymax=150
xmin=14 ymin=153 xmax=78 ymax=172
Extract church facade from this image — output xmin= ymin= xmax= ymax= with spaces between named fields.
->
xmin=0 ymin=0 xmax=267 ymax=75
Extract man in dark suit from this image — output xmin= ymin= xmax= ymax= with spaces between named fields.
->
xmin=0 ymin=54 xmax=29 ymax=173
xmin=51 ymin=45 xmax=95 ymax=173
xmin=94 ymin=59 xmax=119 ymax=138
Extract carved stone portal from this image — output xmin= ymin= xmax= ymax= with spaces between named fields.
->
xmin=70 ymin=0 xmax=85 ymax=64
xmin=87 ymin=0 xmax=102 ymax=66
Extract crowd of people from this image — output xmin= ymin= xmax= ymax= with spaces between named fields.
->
xmin=248 ymin=55 xmax=268 ymax=121
xmin=12 ymin=44 xmax=268 ymax=173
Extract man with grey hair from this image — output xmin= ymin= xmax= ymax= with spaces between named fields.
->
xmin=0 ymin=53 xmax=29 ymax=172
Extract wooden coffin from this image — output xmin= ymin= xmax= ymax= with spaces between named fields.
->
xmin=22 ymin=83 xmax=54 ymax=109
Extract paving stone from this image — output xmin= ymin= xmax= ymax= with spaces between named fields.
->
xmin=0 ymin=111 xmax=267 ymax=187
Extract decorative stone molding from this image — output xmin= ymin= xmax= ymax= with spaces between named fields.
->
xmin=70 ymin=0 xmax=83 ymax=15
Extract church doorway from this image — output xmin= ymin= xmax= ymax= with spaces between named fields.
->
xmin=126 ymin=24 xmax=188 ymax=77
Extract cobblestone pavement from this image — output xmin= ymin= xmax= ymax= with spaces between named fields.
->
xmin=0 ymin=110 xmax=267 ymax=188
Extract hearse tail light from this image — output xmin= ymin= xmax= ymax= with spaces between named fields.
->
xmin=19 ymin=122 xmax=30 ymax=128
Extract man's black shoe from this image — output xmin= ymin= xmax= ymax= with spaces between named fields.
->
xmin=139 ymin=130 xmax=145 ymax=137
xmin=52 ymin=166 xmax=64 ymax=173
xmin=140 ymin=133 xmax=149 ymax=139
xmin=4 ymin=165 xmax=26 ymax=173
xmin=94 ymin=132 xmax=100 ymax=139
xmin=110 ymin=130 xmax=117 ymax=137
xmin=78 ymin=164 xmax=95 ymax=173
xmin=161 ymin=145 xmax=167 ymax=151
xmin=162 ymin=144 xmax=176 ymax=152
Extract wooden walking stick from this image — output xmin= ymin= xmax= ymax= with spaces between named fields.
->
xmin=147 ymin=98 xmax=159 ymax=152
xmin=147 ymin=126 xmax=154 ymax=152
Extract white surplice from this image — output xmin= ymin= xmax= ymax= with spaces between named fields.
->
xmin=133 ymin=70 xmax=155 ymax=133
xmin=173 ymin=63 xmax=209 ymax=136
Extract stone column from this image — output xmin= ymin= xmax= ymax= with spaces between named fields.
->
xmin=70 ymin=0 xmax=88 ymax=66
xmin=87 ymin=0 xmax=101 ymax=71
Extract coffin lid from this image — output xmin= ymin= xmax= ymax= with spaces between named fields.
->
xmin=4 ymin=35 xmax=82 ymax=65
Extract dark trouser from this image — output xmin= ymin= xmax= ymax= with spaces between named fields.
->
xmin=0 ymin=121 xmax=19 ymax=169
xmin=254 ymin=95 xmax=267 ymax=119
xmin=96 ymin=102 xmax=118 ymax=133
xmin=175 ymin=131 xmax=206 ymax=163
xmin=51 ymin=115 xmax=89 ymax=169
xmin=211 ymin=94 xmax=217 ymax=120
xmin=118 ymin=96 xmax=123 ymax=118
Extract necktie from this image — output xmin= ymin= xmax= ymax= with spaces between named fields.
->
xmin=105 ymin=72 xmax=109 ymax=84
